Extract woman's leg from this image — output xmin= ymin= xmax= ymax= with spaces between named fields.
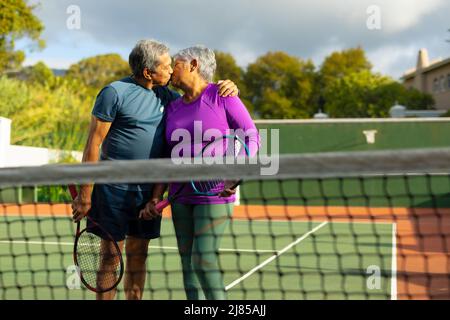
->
xmin=192 ymin=203 xmax=234 ymax=300
xmin=171 ymin=203 xmax=205 ymax=300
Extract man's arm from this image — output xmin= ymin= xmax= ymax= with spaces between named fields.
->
xmin=72 ymin=116 xmax=112 ymax=222
xmin=217 ymin=80 xmax=239 ymax=97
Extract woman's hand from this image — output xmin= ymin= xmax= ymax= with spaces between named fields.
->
xmin=139 ymin=198 xmax=162 ymax=220
xmin=218 ymin=180 xmax=238 ymax=197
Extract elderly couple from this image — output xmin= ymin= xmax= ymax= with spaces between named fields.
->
xmin=71 ymin=40 xmax=259 ymax=300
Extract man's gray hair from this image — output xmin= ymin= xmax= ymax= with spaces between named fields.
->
xmin=129 ymin=39 xmax=170 ymax=76
xmin=173 ymin=45 xmax=216 ymax=82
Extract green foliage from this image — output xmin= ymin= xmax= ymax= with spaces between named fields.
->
xmin=323 ymin=70 xmax=389 ymax=118
xmin=320 ymin=47 xmax=372 ymax=86
xmin=213 ymin=50 xmax=254 ymax=113
xmin=401 ymin=87 xmax=435 ymax=110
xmin=65 ymin=53 xmax=130 ymax=89
xmin=0 ymin=76 xmax=92 ymax=151
xmin=214 ymin=51 xmax=244 ymax=85
xmin=22 ymin=61 xmax=55 ymax=86
xmin=370 ymin=82 xmax=435 ymax=115
xmin=244 ymin=51 xmax=316 ymax=119
xmin=324 ymin=71 xmax=435 ymax=118
xmin=0 ymin=0 xmax=45 ymax=72
xmin=257 ymin=88 xmax=309 ymax=119
xmin=37 ymin=186 xmax=71 ymax=203
xmin=0 ymin=75 xmax=29 ymax=117
xmin=318 ymin=47 xmax=373 ymax=114
xmin=441 ymin=110 xmax=450 ymax=117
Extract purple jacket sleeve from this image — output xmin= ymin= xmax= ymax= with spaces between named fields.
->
xmin=221 ymin=96 xmax=260 ymax=157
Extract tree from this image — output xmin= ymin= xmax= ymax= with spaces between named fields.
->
xmin=323 ymin=71 xmax=435 ymax=118
xmin=244 ymin=51 xmax=316 ymax=119
xmin=257 ymin=88 xmax=300 ymax=119
xmin=0 ymin=0 xmax=45 ymax=73
xmin=372 ymin=82 xmax=434 ymax=113
xmin=0 ymin=75 xmax=93 ymax=151
xmin=22 ymin=61 xmax=55 ymax=86
xmin=320 ymin=47 xmax=372 ymax=86
xmin=214 ymin=51 xmax=244 ymax=87
xmin=213 ymin=50 xmax=254 ymax=113
xmin=65 ymin=53 xmax=130 ymax=89
xmin=323 ymin=70 xmax=391 ymax=118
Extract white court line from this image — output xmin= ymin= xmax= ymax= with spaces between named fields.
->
xmin=0 ymin=240 xmax=275 ymax=254
xmin=225 ymin=221 xmax=328 ymax=291
xmin=391 ymin=223 xmax=397 ymax=300
xmin=232 ymin=218 xmax=394 ymax=225
xmin=0 ymin=240 xmax=72 ymax=246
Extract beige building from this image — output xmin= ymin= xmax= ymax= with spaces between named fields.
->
xmin=402 ymin=49 xmax=450 ymax=111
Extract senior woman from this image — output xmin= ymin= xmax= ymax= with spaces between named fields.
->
xmin=141 ymin=46 xmax=259 ymax=300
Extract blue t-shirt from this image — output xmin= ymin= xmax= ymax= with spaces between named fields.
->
xmin=92 ymin=77 xmax=180 ymax=190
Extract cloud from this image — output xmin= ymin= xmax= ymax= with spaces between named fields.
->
xmin=23 ymin=56 xmax=74 ymax=69
xmin=376 ymin=0 xmax=447 ymax=33
xmin=310 ymin=38 xmax=346 ymax=68
xmin=24 ymin=0 xmax=450 ymax=78
xmin=367 ymin=45 xmax=418 ymax=79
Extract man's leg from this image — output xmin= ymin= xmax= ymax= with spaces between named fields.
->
xmin=88 ymin=184 xmax=127 ymax=300
xmin=124 ymin=236 xmax=150 ymax=300
xmin=96 ymin=239 xmax=125 ymax=300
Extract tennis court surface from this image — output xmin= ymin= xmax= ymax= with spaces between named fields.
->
xmin=1 ymin=149 xmax=449 ymax=300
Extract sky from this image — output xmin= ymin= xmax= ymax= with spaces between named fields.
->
xmin=21 ymin=0 xmax=450 ymax=80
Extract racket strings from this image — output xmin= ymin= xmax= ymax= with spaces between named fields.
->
xmin=191 ymin=136 xmax=247 ymax=195
xmin=201 ymin=137 xmax=243 ymax=159
xmin=76 ymin=232 xmax=121 ymax=291
xmin=193 ymin=180 xmax=225 ymax=194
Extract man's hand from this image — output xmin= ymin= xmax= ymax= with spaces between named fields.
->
xmin=217 ymin=80 xmax=239 ymax=97
xmin=139 ymin=198 xmax=162 ymax=220
xmin=72 ymin=194 xmax=91 ymax=223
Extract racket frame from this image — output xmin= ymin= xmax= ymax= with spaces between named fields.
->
xmin=69 ymin=185 xmax=124 ymax=293
xmin=155 ymin=134 xmax=249 ymax=210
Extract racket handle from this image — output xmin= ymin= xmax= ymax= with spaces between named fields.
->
xmin=155 ymin=199 xmax=170 ymax=212
xmin=68 ymin=185 xmax=78 ymax=199
xmin=230 ymin=179 xmax=242 ymax=190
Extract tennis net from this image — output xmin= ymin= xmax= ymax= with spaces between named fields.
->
xmin=0 ymin=148 xmax=449 ymax=300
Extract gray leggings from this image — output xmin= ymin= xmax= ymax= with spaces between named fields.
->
xmin=171 ymin=202 xmax=233 ymax=300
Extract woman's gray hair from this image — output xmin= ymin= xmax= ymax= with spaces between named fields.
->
xmin=129 ymin=39 xmax=170 ymax=76
xmin=173 ymin=46 xmax=216 ymax=82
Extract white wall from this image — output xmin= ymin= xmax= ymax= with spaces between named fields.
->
xmin=6 ymin=145 xmax=82 ymax=167
xmin=0 ymin=117 xmax=12 ymax=167
xmin=0 ymin=117 xmax=82 ymax=168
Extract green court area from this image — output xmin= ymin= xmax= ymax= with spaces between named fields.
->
xmin=240 ymin=175 xmax=450 ymax=208
xmin=0 ymin=215 xmax=395 ymax=300
xmin=255 ymin=119 xmax=450 ymax=154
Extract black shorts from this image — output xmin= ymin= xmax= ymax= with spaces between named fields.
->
xmin=88 ymin=184 xmax=161 ymax=241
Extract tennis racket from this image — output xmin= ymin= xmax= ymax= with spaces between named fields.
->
xmin=69 ymin=184 xmax=124 ymax=293
xmin=155 ymin=134 xmax=250 ymax=211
